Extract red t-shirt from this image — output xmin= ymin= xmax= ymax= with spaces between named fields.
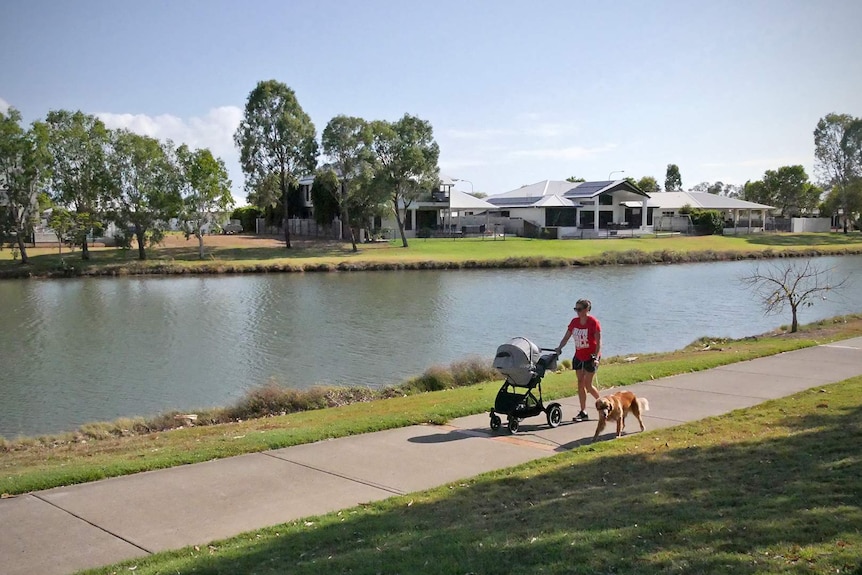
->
xmin=567 ymin=315 xmax=601 ymax=361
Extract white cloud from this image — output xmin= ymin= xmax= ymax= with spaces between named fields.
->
xmin=98 ymin=106 xmax=242 ymax=160
xmin=0 ymin=97 xmax=10 ymax=115
xmin=98 ymin=106 xmax=246 ymax=203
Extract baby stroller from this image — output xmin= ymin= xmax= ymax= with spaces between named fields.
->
xmin=489 ymin=337 xmax=563 ymax=433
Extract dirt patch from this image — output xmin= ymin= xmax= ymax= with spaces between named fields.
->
xmin=156 ymin=233 xmax=288 ymax=249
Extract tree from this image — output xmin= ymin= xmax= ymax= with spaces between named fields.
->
xmin=814 ymin=113 xmax=862 ymax=232
xmin=369 ymin=114 xmax=440 ymax=247
xmin=176 ymin=144 xmax=234 ymax=259
xmin=322 ymin=115 xmax=373 ymax=251
xmin=664 ymin=164 xmax=682 ymax=191
xmin=636 ymin=176 xmax=660 ymax=194
xmin=566 ymin=176 xmax=585 ymax=183
xmin=234 ymin=80 xmax=318 ymax=248
xmin=741 ymin=260 xmax=847 ymax=333
xmin=230 ymin=205 xmax=263 ymax=233
xmin=741 ymin=179 xmax=769 ymax=205
xmin=761 ymin=165 xmax=820 ymax=217
xmin=44 ymin=110 xmax=112 ymax=260
xmin=724 ymin=183 xmax=742 ymax=198
xmin=822 ymin=179 xmax=862 ymax=230
xmin=741 ymin=166 xmax=821 ymax=217
xmin=310 ymin=167 xmax=341 ymax=226
xmin=47 ymin=206 xmax=76 ymax=254
xmin=105 ymin=130 xmax=181 ymax=260
xmin=0 ymin=108 xmax=50 ymax=264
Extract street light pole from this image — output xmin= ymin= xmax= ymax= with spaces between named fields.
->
xmin=608 ymin=170 xmax=625 ymax=181
xmin=457 ymin=178 xmax=474 ymax=194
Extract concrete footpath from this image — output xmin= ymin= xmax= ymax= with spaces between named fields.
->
xmin=3 ymin=338 xmax=862 ymax=575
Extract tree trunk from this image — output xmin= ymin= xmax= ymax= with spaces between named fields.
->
xmin=197 ymin=231 xmax=205 ymax=259
xmin=136 ymin=226 xmax=147 ymax=260
xmin=16 ymin=234 xmax=29 ymax=265
xmin=791 ymin=306 xmax=798 ymax=333
xmin=342 ymin=206 xmax=357 ymax=252
xmin=281 ymin=171 xmax=291 ymax=249
xmin=81 ymin=238 xmax=90 ymax=260
xmin=341 ymin=182 xmax=358 ymax=252
xmin=392 ymin=192 xmax=409 ymax=248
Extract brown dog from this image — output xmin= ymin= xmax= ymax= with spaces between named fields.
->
xmin=593 ymin=391 xmax=650 ymax=440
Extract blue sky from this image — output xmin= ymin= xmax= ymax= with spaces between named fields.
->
xmin=2 ymin=0 xmax=861 ymax=204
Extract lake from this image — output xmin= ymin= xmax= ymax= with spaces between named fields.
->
xmin=1 ymin=255 xmax=860 ymax=438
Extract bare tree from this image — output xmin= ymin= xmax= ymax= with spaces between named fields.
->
xmin=741 ymin=259 xmax=848 ymax=333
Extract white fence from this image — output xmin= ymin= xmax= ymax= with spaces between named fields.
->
xmin=791 ymin=217 xmax=831 ymax=233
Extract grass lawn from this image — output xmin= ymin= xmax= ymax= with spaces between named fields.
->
xmin=3 ymin=315 xmax=862 ymax=497
xmin=78 ymin=375 xmax=862 ymax=575
xmin=2 ymin=231 xmax=862 ymax=277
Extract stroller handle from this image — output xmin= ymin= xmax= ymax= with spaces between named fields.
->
xmin=539 ymin=347 xmax=560 ymax=356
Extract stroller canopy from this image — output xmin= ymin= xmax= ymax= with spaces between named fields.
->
xmin=493 ymin=337 xmax=540 ymax=387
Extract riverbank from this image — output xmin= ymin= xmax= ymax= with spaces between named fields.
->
xmin=2 ymin=313 xmax=861 ymax=496
xmin=2 ymin=232 xmax=862 ymax=279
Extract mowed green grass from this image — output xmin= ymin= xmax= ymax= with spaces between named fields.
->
xmin=79 ymin=376 xmax=862 ymax=575
xmin=2 ymin=232 xmax=862 ymax=275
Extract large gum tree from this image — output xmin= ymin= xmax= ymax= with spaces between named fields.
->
xmin=234 ymin=80 xmax=318 ymax=248
xmin=322 ymin=115 xmax=372 ymax=252
xmin=814 ymin=113 xmax=862 ymax=232
xmin=44 ymin=110 xmax=112 ymax=260
xmin=175 ymin=144 xmax=234 ymax=259
xmin=105 ymin=130 xmax=181 ymax=260
xmin=0 ymin=108 xmax=50 ymax=264
xmin=369 ymin=114 xmax=440 ymax=248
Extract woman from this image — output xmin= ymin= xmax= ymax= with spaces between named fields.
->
xmin=555 ymin=298 xmax=602 ymax=421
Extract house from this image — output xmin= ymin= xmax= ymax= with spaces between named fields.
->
xmin=644 ymin=191 xmax=775 ymax=233
xmin=485 ymin=179 xmax=651 ymax=238
xmin=297 ymin=172 xmax=496 ymax=239
xmin=386 ymin=175 xmax=497 ymax=237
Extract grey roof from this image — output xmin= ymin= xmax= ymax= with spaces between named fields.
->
xmin=487 ymin=179 xmax=647 ymax=208
xmin=649 ymin=191 xmax=774 ymax=210
xmin=564 ymin=180 xmax=615 ymax=198
xmin=448 ymin=189 xmax=496 ymax=210
xmin=439 ymin=174 xmax=457 ymax=186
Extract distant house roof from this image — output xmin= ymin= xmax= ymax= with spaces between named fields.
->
xmin=486 ymin=179 xmax=649 ymax=208
xmin=439 ymin=174 xmax=457 ymax=187
xmin=448 ymin=188 xmax=496 ymax=210
xmin=643 ymin=191 xmax=774 ymax=211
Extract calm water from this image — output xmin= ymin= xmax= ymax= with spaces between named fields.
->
xmin=1 ymin=255 xmax=861 ymax=438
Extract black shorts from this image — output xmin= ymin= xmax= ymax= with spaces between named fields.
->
xmin=573 ymin=357 xmax=598 ymax=372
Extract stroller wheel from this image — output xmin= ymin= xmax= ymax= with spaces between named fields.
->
xmin=507 ymin=418 xmax=520 ymax=433
xmin=490 ymin=414 xmax=502 ymax=431
xmin=546 ymin=403 xmax=563 ymax=428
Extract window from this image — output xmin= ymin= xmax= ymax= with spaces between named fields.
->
xmin=599 ymin=193 xmax=613 ymax=206
xmin=546 ymin=207 xmax=576 ymax=226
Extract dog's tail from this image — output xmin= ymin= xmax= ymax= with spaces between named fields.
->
xmin=638 ymin=397 xmax=650 ymax=412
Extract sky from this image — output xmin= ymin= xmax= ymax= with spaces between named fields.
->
xmin=2 ymin=0 xmax=861 ymax=205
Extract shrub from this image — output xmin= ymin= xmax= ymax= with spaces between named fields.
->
xmin=688 ymin=209 xmax=724 ymax=235
xmin=231 ymin=206 xmax=263 ymax=234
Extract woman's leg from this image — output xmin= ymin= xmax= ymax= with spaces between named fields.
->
xmin=576 ymin=369 xmax=587 ymax=411
xmin=582 ymin=370 xmax=600 ymax=403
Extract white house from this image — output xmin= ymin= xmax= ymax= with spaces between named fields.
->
xmin=485 ymin=179 xmax=651 ymax=238
xmin=644 ymin=191 xmax=775 ymax=233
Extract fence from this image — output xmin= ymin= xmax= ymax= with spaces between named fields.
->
xmin=256 ymin=218 xmax=341 ymax=239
